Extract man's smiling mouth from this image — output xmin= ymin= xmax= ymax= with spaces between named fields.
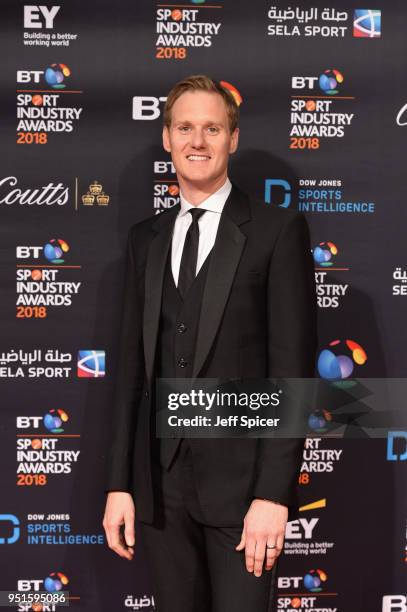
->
xmin=186 ymin=155 xmax=211 ymax=161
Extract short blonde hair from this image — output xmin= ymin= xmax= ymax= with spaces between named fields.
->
xmin=163 ymin=74 xmax=239 ymax=133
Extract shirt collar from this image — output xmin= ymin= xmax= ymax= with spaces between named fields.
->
xmin=179 ymin=177 xmax=232 ymax=217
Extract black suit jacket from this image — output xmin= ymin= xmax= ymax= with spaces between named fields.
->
xmin=105 ymin=183 xmax=317 ymax=526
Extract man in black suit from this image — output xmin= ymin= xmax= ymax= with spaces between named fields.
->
xmin=103 ymin=75 xmax=317 ymax=611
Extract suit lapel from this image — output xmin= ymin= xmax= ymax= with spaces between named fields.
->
xmin=143 ymin=184 xmax=251 ymax=388
xmin=192 ymin=186 xmax=251 ymax=377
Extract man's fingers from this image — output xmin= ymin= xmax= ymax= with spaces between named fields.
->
xmin=244 ymin=535 xmax=256 ymax=572
xmin=103 ymin=520 xmax=111 ymax=549
xmin=103 ymin=493 xmax=136 ymax=561
xmin=124 ymin=512 xmax=135 ymax=549
xmin=119 ymin=530 xmax=134 ymax=558
xmin=110 ymin=527 xmax=133 ymax=560
xmin=276 ymin=533 xmax=285 ymax=552
xmin=104 ymin=518 xmax=133 ymax=560
xmin=265 ymin=542 xmax=278 ymax=570
xmin=253 ymin=539 xmax=267 ymax=577
xmin=265 ymin=534 xmax=284 ymax=570
xmin=235 ymin=525 xmax=246 ymax=551
xmin=108 ymin=523 xmax=124 ymax=552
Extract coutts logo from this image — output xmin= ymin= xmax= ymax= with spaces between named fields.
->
xmin=0 ymin=176 xmax=68 ymax=206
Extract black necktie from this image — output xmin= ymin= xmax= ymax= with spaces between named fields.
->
xmin=177 ymin=207 xmax=206 ymax=299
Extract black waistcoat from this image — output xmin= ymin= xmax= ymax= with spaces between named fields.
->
xmin=154 ymin=246 xmax=212 ymax=468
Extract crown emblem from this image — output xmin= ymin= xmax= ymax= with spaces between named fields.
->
xmin=81 ymin=181 xmax=110 ymax=207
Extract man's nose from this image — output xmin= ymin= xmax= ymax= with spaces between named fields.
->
xmin=190 ymin=128 xmax=206 ymax=148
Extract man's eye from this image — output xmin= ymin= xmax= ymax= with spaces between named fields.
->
xmin=207 ymin=127 xmax=219 ymax=134
xmin=179 ymin=126 xmax=190 ymax=132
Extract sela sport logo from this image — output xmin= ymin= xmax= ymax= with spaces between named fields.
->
xmin=77 ymin=350 xmax=105 ymax=378
xmin=353 ymin=9 xmax=381 ymax=38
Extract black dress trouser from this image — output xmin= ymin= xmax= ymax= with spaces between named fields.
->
xmin=138 ymin=439 xmax=278 ymax=612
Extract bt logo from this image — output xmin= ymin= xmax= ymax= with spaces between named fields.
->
xmin=382 ymin=595 xmax=407 ymax=612
xmin=18 ymin=572 xmax=69 ymax=592
xmin=292 ymin=69 xmax=344 ymax=95
xmin=132 ymin=97 xmax=167 ymax=120
xmin=16 ymin=239 xmax=69 ymax=262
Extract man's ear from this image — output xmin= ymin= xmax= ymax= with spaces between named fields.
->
xmin=162 ymin=125 xmax=171 ymax=153
xmin=229 ymin=127 xmax=239 ymax=154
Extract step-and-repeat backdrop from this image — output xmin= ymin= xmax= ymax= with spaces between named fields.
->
xmin=1 ymin=1 xmax=406 ymax=611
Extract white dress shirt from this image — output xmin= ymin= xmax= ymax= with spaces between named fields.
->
xmin=171 ymin=177 xmax=232 ymax=287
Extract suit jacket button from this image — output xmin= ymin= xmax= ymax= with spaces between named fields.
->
xmin=145 ymin=390 xmax=149 ymax=399
xmin=177 ymin=323 xmax=187 ymax=333
xmin=177 ymin=358 xmax=188 ymax=368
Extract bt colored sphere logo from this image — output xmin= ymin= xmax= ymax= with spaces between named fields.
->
xmin=43 ymin=409 xmax=69 ymax=433
xmin=313 ymin=241 xmax=338 ymax=267
xmin=318 ymin=339 xmax=367 ymax=381
xmin=44 ymin=572 xmax=69 ymax=592
xmin=45 ymin=64 xmax=71 ymax=89
xmin=43 ymin=239 xmax=69 ymax=264
xmin=304 ymin=568 xmax=328 ymax=592
xmin=319 ymin=69 xmax=343 ymax=95
xmin=219 ymin=81 xmax=242 ymax=106
xmin=308 ymin=409 xmax=332 ymax=433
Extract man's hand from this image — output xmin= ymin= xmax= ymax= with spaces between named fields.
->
xmin=103 ymin=492 xmax=135 ymax=560
xmin=235 ymin=499 xmax=288 ymax=576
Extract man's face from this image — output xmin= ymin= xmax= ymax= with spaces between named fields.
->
xmin=162 ymin=90 xmax=239 ymax=190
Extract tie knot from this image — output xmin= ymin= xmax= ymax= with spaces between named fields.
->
xmin=189 ymin=207 xmax=206 ymax=223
